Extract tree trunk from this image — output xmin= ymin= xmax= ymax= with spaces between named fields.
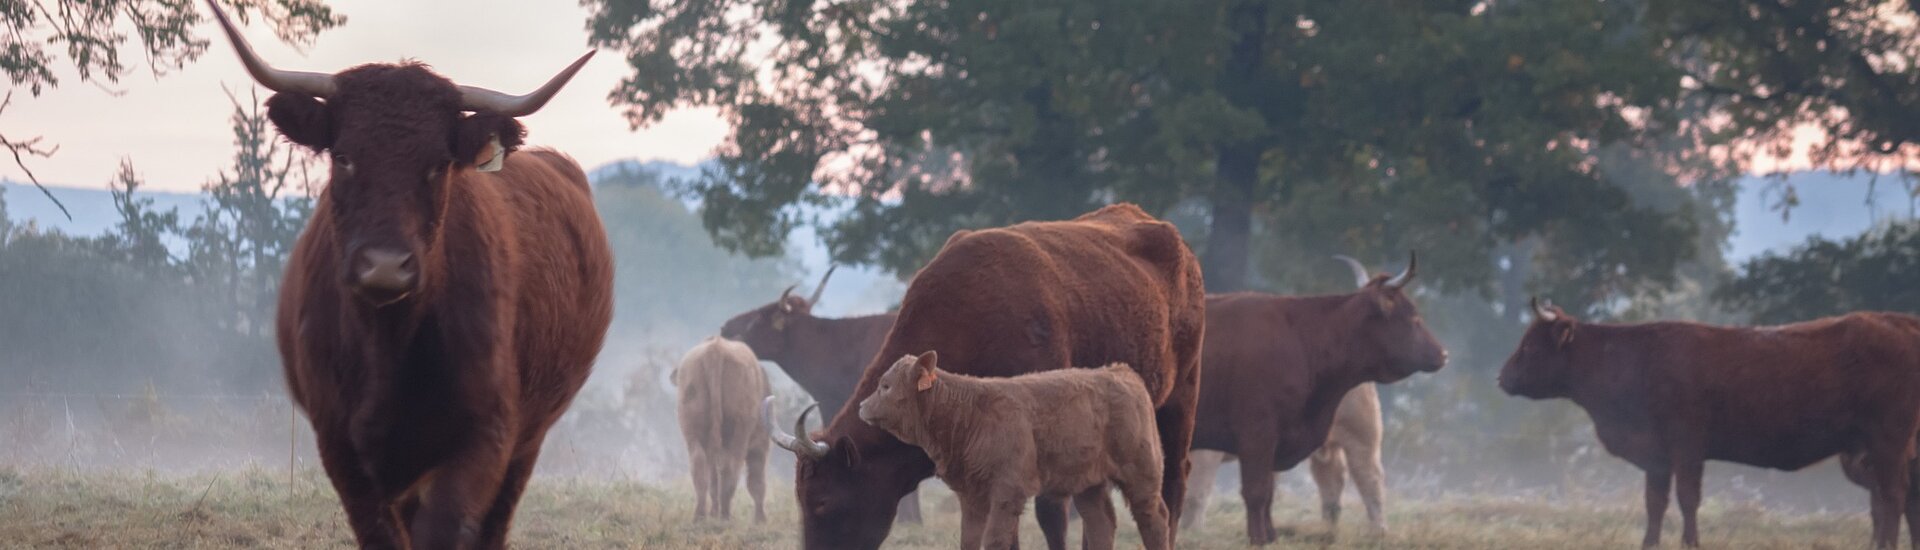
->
xmin=1204 ymin=146 xmax=1258 ymax=293
xmin=1203 ymin=1 xmax=1269 ymax=294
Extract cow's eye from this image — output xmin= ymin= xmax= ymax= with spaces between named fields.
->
xmin=331 ymin=153 xmax=353 ymax=173
xmin=880 ymin=383 xmax=890 ymax=392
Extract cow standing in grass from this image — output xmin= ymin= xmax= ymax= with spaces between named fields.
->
xmin=1187 ymin=253 xmax=1445 ymax=544
xmin=1499 ymin=300 xmax=1920 ymax=549
xmin=858 ymin=352 xmax=1170 ymax=550
xmin=1183 ymin=382 xmax=1384 ymax=532
xmin=210 ymin=1 xmax=615 ymax=547
xmin=674 ymin=337 xmax=771 ymax=523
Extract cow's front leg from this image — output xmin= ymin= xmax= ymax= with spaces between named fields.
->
xmin=1642 ymin=467 xmax=1671 ymax=548
xmin=984 ymin=490 xmax=1030 ymax=550
xmin=1073 ymin=486 xmax=1117 ymax=550
xmin=1034 ymin=494 xmax=1069 ymax=550
xmin=1671 ymin=453 xmax=1705 ymax=548
xmin=960 ymin=490 xmax=992 ymax=550
xmin=409 ymin=425 xmax=512 ymax=549
xmin=315 ymin=431 xmax=406 ymax=549
xmin=1866 ymin=439 xmax=1914 ymax=550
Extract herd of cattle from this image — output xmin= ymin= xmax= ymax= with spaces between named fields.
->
xmin=201 ymin=2 xmax=1920 ymax=548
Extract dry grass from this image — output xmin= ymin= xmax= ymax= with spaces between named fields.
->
xmin=0 ymin=466 xmax=1875 ymax=549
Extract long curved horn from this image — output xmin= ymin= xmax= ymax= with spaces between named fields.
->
xmin=762 ymin=397 xmax=828 ymax=459
xmin=204 ymin=0 xmax=336 ymax=97
xmin=458 ymin=51 xmax=595 ymax=116
xmin=1385 ymin=251 xmax=1418 ymax=289
xmin=1331 ymin=255 xmax=1371 ymax=289
xmin=778 ymin=284 xmax=799 ymax=312
xmin=1531 ymin=297 xmax=1559 ymax=322
xmin=807 ymin=265 xmax=838 ymax=306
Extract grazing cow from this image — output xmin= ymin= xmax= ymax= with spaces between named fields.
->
xmin=1182 ymin=381 xmax=1384 ymax=532
xmin=210 ymin=2 xmax=614 ymax=547
xmin=1188 ymin=253 xmax=1446 ymax=544
xmin=765 ymin=203 xmax=1206 ymax=550
xmin=1499 ymin=300 xmax=1920 ymax=549
xmin=673 ymin=337 xmax=772 ymax=522
xmin=718 ymin=268 xmax=926 ymax=524
xmin=857 ymin=352 xmax=1170 ymax=550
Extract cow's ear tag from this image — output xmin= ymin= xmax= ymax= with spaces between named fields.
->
xmin=476 ymin=134 xmax=505 ymax=172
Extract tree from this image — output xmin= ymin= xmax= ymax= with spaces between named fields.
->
xmin=1648 ymin=0 xmax=1920 ymax=172
xmin=1715 ymin=220 xmax=1920 ymax=324
xmin=182 ymin=88 xmax=315 ymax=339
xmin=0 ymin=0 xmax=343 ymax=217
xmin=585 ymin=0 xmax=1717 ymax=297
xmin=104 ymin=158 xmax=183 ymax=274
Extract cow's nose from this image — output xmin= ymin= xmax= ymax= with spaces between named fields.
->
xmin=354 ymin=248 xmax=416 ymax=295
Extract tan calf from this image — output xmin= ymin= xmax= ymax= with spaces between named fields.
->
xmin=1183 ymin=383 xmax=1386 ymax=532
xmin=674 ymin=337 xmax=772 ymax=522
xmin=858 ymin=351 xmax=1170 ymax=550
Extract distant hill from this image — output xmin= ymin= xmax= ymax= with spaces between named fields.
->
xmin=2 ymin=160 xmax=909 ymax=317
xmin=1 ymin=181 xmax=203 ymax=239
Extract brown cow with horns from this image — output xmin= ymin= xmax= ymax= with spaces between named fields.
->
xmin=1499 ymin=300 xmax=1920 ymax=549
xmin=208 ymin=1 xmax=615 ymax=547
xmin=766 ymin=203 xmax=1206 ymax=550
xmin=1187 ymin=253 xmax=1446 ymax=544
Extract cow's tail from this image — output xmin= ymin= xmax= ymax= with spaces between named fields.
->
xmin=715 ymin=354 xmax=739 ymax=451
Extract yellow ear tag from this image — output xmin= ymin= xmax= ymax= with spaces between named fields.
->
xmin=476 ymin=135 xmax=504 ymax=172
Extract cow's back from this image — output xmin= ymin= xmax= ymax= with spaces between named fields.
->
xmin=865 ymin=203 xmax=1201 ymax=406
xmin=1601 ymin=313 xmax=1920 ymax=470
xmin=493 ymin=149 xmax=615 ymax=428
xmin=677 ymin=339 xmax=773 ymax=454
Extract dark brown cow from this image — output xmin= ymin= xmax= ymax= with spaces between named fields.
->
xmin=765 ymin=203 xmax=1206 ymax=550
xmin=674 ymin=337 xmax=771 ymax=522
xmin=1188 ymin=253 xmax=1447 ymax=545
xmin=1499 ymin=300 xmax=1920 ymax=549
xmin=210 ymin=2 xmax=614 ymax=547
xmin=719 ymin=267 xmax=894 ymax=420
xmin=858 ymin=352 xmax=1170 ymax=550
xmin=718 ymin=269 xmax=927 ymax=523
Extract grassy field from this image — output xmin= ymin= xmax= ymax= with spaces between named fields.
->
xmin=0 ymin=466 xmax=1875 ymax=549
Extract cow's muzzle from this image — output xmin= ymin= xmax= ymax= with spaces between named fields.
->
xmin=352 ymin=247 xmax=417 ymax=305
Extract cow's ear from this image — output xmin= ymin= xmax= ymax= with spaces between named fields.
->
xmin=265 ymin=93 xmax=332 ymax=152
xmin=1373 ymin=292 xmax=1396 ymax=316
xmin=452 ymin=113 xmax=527 ymax=168
xmin=914 ymin=351 xmax=939 ymax=391
xmin=836 ymin=435 xmax=861 ymax=468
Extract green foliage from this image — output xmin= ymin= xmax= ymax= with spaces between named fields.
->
xmin=1 ymin=0 xmax=344 ymax=96
xmin=1648 ymin=0 xmax=1920 ymax=166
xmin=586 ymin=0 xmax=1722 ymax=303
xmin=181 ymin=89 xmax=314 ymax=339
xmin=1715 ymin=220 xmax=1920 ymax=324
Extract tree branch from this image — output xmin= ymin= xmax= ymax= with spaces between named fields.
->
xmin=0 ymin=91 xmax=70 ymax=221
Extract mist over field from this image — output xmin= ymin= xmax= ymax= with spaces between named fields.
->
xmin=0 ymin=163 xmax=1900 ymax=511
xmin=9 ymin=0 xmax=1920 ymax=548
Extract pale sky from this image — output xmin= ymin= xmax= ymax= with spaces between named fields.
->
xmin=4 ymin=0 xmax=726 ymax=193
